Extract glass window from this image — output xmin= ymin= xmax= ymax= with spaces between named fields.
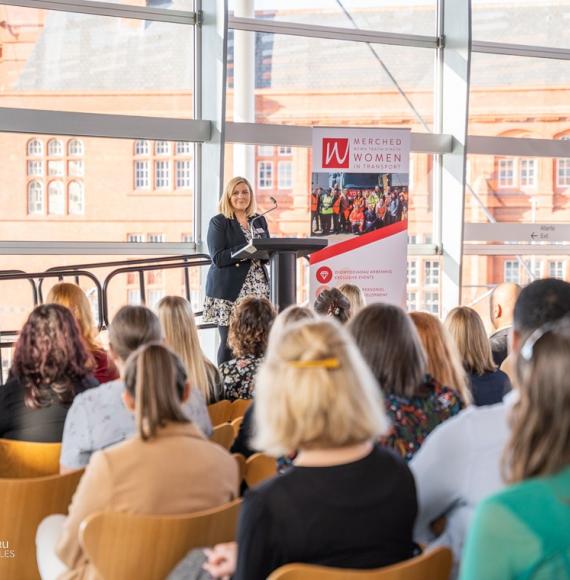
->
xmin=176 ymin=160 xmax=193 ymax=189
xmin=68 ymin=139 xmax=84 ymax=156
xmin=47 ymin=161 xmax=65 ymax=177
xmin=176 ymin=142 xmax=193 ymax=155
xmin=520 ymin=159 xmax=536 ymax=188
xmin=278 ymin=146 xmax=292 ymax=156
xmin=278 ymin=161 xmax=292 ymax=189
xmin=557 ymin=137 xmax=570 ymax=188
xmin=155 ymin=141 xmax=171 ymax=156
xmin=127 ymin=289 xmax=143 ymax=306
xmin=127 ymin=233 xmax=145 ymax=243
xmin=48 ymin=181 xmax=65 ymax=215
xmin=135 ymin=160 xmax=151 ymax=190
xmin=147 ymin=288 xmax=165 ymax=309
xmin=47 ymin=139 xmax=63 ymax=157
xmin=257 ymin=146 xmax=274 ymax=156
xmin=27 ymin=181 xmax=44 ymax=214
xmin=407 ymin=291 xmax=418 ymax=312
xmin=423 ymin=291 xmax=439 ymax=315
xmin=424 ymin=260 xmax=439 ymax=286
xmin=181 ymin=233 xmax=193 ymax=243
xmin=148 ymin=233 xmax=166 ymax=243
xmin=154 ymin=160 xmax=171 ymax=189
xmin=27 ymin=139 xmax=43 ymax=157
xmin=68 ymin=160 xmax=84 ymax=177
xmin=407 ymin=259 xmax=417 ymax=286
xmin=258 ymin=161 xmax=273 ymax=189
xmin=27 ymin=160 xmax=43 ymax=177
xmin=504 ymin=260 xmax=520 ymax=284
xmin=549 ymin=260 xmax=565 ymax=280
xmin=135 ymin=140 xmax=150 ymax=156
xmin=498 ymin=159 xmax=515 ymax=188
xmin=68 ymin=181 xmax=85 ymax=215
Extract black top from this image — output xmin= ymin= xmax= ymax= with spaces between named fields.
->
xmin=205 ymin=213 xmax=270 ymax=303
xmin=234 ymin=445 xmax=418 ymax=580
xmin=0 ymin=374 xmax=98 ymax=442
xmin=489 ymin=326 xmax=510 ymax=367
xmin=468 ymin=369 xmax=512 ymax=407
xmin=231 ymin=404 xmax=255 ymax=457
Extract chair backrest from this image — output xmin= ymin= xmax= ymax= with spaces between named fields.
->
xmin=229 ymin=399 xmax=253 ymax=420
xmin=232 ymin=453 xmax=246 ymax=484
xmin=231 ymin=416 xmax=244 ymax=437
xmin=207 ymin=400 xmax=232 ymax=426
xmin=0 ymin=469 xmax=85 ymax=580
xmin=210 ymin=423 xmax=236 ymax=450
xmin=244 ymin=452 xmax=277 ymax=488
xmin=267 ymin=547 xmax=453 ymax=580
xmin=80 ymin=499 xmax=242 ymax=580
xmin=0 ymin=439 xmax=62 ymax=478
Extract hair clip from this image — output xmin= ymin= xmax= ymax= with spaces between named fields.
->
xmin=287 ymin=358 xmax=340 ymax=369
xmin=519 ymin=322 xmax=556 ymax=362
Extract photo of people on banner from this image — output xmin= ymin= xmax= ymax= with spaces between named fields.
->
xmin=310 ymin=171 xmax=408 ymax=238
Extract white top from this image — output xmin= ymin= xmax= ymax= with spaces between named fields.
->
xmin=410 ymin=393 xmax=516 ymax=564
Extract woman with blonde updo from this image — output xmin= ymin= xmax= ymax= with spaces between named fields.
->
xmin=338 ymin=283 xmax=366 ymax=318
xmin=313 ymin=287 xmax=351 ymax=324
xmin=204 ymin=319 xmax=418 ymax=580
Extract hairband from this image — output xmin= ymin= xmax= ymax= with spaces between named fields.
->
xmin=519 ymin=322 xmax=556 ymax=362
xmin=287 ymin=358 xmax=340 ymax=369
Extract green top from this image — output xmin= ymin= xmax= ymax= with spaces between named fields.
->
xmin=460 ymin=467 xmax=570 ymax=580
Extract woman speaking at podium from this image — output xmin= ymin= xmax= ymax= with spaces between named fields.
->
xmin=203 ymin=176 xmax=270 ymax=365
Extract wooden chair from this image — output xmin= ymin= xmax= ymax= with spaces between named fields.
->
xmin=229 ymin=399 xmax=253 ymax=420
xmin=267 ymin=547 xmax=453 ymax=580
xmin=244 ymin=452 xmax=277 ymax=488
xmin=232 ymin=453 xmax=246 ymax=484
xmin=0 ymin=439 xmax=62 ymax=478
xmin=80 ymin=499 xmax=242 ymax=580
xmin=0 ymin=469 xmax=85 ymax=580
xmin=210 ymin=423 xmax=236 ymax=450
xmin=231 ymin=416 xmax=244 ymax=437
xmin=207 ymin=400 xmax=232 ymax=426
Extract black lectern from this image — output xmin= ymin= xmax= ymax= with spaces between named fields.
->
xmin=231 ymin=238 xmax=328 ymax=311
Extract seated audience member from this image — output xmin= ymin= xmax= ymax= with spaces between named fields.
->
xmin=220 ymin=297 xmax=276 ymax=401
xmin=59 ymin=305 xmax=211 ymax=471
xmin=313 ymin=287 xmax=351 ymax=324
xmin=231 ymin=305 xmax=317 ymax=458
xmin=489 ymin=282 xmax=521 ymax=366
xmin=349 ymin=304 xmax=464 ymax=461
xmin=204 ymin=319 xmax=418 ymax=580
xmin=460 ymin=316 xmax=570 ymax=580
xmin=337 ymin=283 xmax=366 ymax=318
xmin=411 ymin=278 xmax=570 ymax=569
xmin=158 ymin=295 xmax=222 ymax=404
xmin=410 ymin=312 xmax=472 ymax=405
xmin=0 ymin=304 xmax=98 ymax=442
xmin=47 ymin=283 xmax=119 ymax=384
xmin=37 ymin=343 xmax=238 ymax=580
xmin=446 ymin=306 xmax=511 ymax=406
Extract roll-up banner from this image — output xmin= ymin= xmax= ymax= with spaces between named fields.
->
xmin=309 ymin=127 xmax=411 ymax=305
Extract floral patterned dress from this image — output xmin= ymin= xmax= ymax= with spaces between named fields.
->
xmin=380 ymin=376 xmax=464 ymax=462
xmin=203 ymin=224 xmax=270 ymax=327
xmin=220 ymin=354 xmax=262 ymax=401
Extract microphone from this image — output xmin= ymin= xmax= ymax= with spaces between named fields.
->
xmin=250 ymin=196 xmax=278 ymax=239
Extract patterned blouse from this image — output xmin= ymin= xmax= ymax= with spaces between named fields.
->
xmin=381 ymin=376 xmax=464 ymax=462
xmin=220 ymin=354 xmax=262 ymax=401
xmin=203 ymin=224 xmax=270 ymax=327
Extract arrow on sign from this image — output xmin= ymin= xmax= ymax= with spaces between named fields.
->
xmin=530 ymin=232 xmax=539 ymax=241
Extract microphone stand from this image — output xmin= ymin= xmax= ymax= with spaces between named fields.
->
xmin=235 ymin=198 xmax=278 ymax=257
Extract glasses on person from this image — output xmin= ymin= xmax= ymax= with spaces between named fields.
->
xmin=518 ymin=322 xmax=556 ymax=362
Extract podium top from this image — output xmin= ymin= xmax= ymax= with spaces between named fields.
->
xmin=231 ymin=237 xmax=328 ymax=261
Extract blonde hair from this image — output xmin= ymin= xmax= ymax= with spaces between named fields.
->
xmin=445 ymin=307 xmax=496 ymax=376
xmin=124 ymin=343 xmax=189 ymax=441
xmin=410 ymin=312 xmax=471 ymax=405
xmin=504 ymin=317 xmax=570 ymax=483
xmin=158 ymin=296 xmax=220 ymax=403
xmin=46 ymin=282 xmax=100 ymax=352
xmin=269 ymin=305 xmax=317 ymax=345
xmin=218 ymin=176 xmax=256 ymax=219
xmin=338 ymin=284 xmax=366 ymax=318
xmin=254 ymin=319 xmax=389 ymax=456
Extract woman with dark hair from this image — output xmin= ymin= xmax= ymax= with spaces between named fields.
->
xmin=220 ymin=297 xmax=276 ymax=400
xmin=349 ymin=303 xmax=464 ymax=461
xmin=0 ymin=304 xmax=98 ymax=442
xmin=313 ymin=287 xmax=351 ymax=324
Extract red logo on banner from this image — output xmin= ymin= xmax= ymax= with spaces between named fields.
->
xmin=316 ymin=266 xmax=333 ymax=284
xmin=322 ymin=138 xmax=350 ymax=169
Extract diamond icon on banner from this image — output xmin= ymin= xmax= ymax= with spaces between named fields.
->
xmin=316 ymin=266 xmax=333 ymax=284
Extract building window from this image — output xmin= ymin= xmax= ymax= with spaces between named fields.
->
xmin=498 ymin=158 xmax=515 ymax=188
xmin=148 ymin=233 xmax=166 ymax=243
xmin=135 ymin=140 xmax=150 ymax=156
xmin=155 ymin=161 xmax=170 ymax=189
xmin=68 ymin=160 xmax=84 ymax=177
xmin=27 ymin=160 xmax=43 ymax=176
xmin=67 ymin=139 xmax=84 ymax=156
xmin=48 ymin=181 xmax=65 ymax=215
xmin=423 ymin=291 xmax=439 ymax=314
xmin=28 ymin=181 xmax=44 ymax=214
xmin=48 ymin=160 xmax=65 ymax=177
xmin=68 ymin=181 xmax=85 ymax=215
xmin=176 ymin=160 xmax=193 ymax=189
xmin=558 ymin=158 xmax=570 ymax=187
xmin=424 ymin=234 xmax=433 ymax=245
xmin=181 ymin=233 xmax=193 ymax=243
xmin=127 ymin=289 xmax=143 ymax=305
xmin=135 ymin=160 xmax=151 ymax=190
xmin=524 ymin=259 xmax=542 ymax=281
xmin=155 ymin=141 xmax=171 ymax=156
xmin=424 ymin=260 xmax=440 ymax=286
xmin=278 ymin=161 xmax=292 ymax=189
xmin=549 ymin=260 xmax=565 ymax=280
xmin=258 ymin=146 xmax=274 ymax=156
xmin=520 ymin=159 xmax=536 ymax=188
xmin=47 ymin=139 xmax=63 ymax=157
xmin=147 ymin=289 xmax=165 ymax=309
xmin=176 ymin=142 xmax=192 ymax=155
xmin=407 ymin=260 xmax=417 ymax=285
xmin=258 ymin=161 xmax=273 ymax=189
xmin=408 ymin=234 xmax=418 ymax=245
xmin=278 ymin=146 xmax=292 ymax=156
xmin=127 ymin=233 xmax=145 ymax=243
xmin=407 ymin=292 xmax=418 ymax=312
xmin=504 ymin=260 xmax=520 ymax=284
xmin=27 ymin=139 xmax=43 ymax=156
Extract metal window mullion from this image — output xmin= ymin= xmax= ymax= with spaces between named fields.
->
xmin=467 ymin=135 xmax=570 ymax=159
xmin=472 ymin=40 xmax=570 ymax=61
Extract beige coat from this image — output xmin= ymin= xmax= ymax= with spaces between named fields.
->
xmin=56 ymin=422 xmax=239 ymax=580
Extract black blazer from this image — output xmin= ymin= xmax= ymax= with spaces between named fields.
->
xmin=205 ymin=213 xmax=270 ymax=303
